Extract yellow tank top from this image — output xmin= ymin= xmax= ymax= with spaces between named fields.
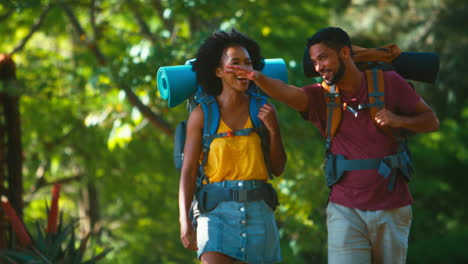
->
xmin=203 ymin=116 xmax=269 ymax=183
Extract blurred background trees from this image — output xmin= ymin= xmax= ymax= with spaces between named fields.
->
xmin=0 ymin=0 xmax=466 ymax=263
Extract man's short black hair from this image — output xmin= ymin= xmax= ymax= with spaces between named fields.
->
xmin=306 ymin=27 xmax=352 ymax=54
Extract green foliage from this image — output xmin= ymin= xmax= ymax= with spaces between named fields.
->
xmin=407 ymin=114 xmax=468 ymax=263
xmin=0 ymin=210 xmax=111 ymax=264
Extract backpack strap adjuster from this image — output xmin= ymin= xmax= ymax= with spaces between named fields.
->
xmin=231 ymin=189 xmax=250 ymax=201
xmin=226 ymin=130 xmax=234 ymax=137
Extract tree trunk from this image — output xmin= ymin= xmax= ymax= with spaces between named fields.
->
xmin=80 ymin=182 xmax=101 ymax=237
xmin=0 ymin=92 xmax=6 ymax=249
xmin=87 ymin=183 xmax=100 ymax=230
xmin=1 ymin=53 xmax=23 ymax=248
xmin=3 ymin=92 xmax=23 ymax=219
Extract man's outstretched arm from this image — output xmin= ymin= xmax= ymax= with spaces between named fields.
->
xmin=226 ymin=65 xmax=309 ymax=112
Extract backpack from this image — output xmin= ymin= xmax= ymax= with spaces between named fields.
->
xmin=173 ymin=88 xmax=272 ymax=182
xmin=303 ymin=44 xmax=440 ymax=83
xmin=174 ymin=87 xmax=281 ymax=217
xmin=322 ymin=68 xmax=414 ymax=191
xmin=166 ymin=59 xmax=286 ymax=165
xmin=159 ymin=59 xmax=289 ymax=217
xmin=158 ymin=58 xmax=288 ymax=173
xmin=302 ymin=44 xmax=439 ymax=190
xmin=322 ymin=68 xmax=394 ymax=143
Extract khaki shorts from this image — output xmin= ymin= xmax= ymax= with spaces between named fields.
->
xmin=327 ymin=202 xmax=412 ymax=264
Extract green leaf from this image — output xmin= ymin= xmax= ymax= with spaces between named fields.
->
xmin=0 ymin=249 xmax=37 ymax=262
xmin=33 ymin=221 xmax=46 ymax=253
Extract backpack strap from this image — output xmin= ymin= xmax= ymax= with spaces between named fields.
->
xmin=322 ymin=82 xmax=342 ymax=152
xmin=366 ymin=68 xmax=385 ymax=112
xmin=358 ymin=69 xmax=398 ymax=140
xmin=248 ymin=92 xmax=264 ymax=128
xmin=198 ymin=96 xmax=218 ymax=186
xmin=322 ymin=69 xmax=414 ymax=190
xmin=325 ymin=150 xmax=413 ymax=191
xmin=195 ymin=180 xmax=279 ymax=213
xmin=247 ymin=91 xmax=273 ymax=179
xmin=198 ymin=93 xmax=271 ymax=185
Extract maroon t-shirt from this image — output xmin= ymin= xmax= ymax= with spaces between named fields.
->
xmin=301 ymin=71 xmax=420 ymax=210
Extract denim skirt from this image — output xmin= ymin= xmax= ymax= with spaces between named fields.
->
xmin=196 ymin=180 xmax=282 ymax=264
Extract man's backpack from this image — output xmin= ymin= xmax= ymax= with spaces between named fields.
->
xmin=303 ymin=44 xmax=439 ymax=143
xmin=322 ymin=68 xmax=415 ymax=191
xmin=303 ymin=44 xmax=440 ymax=83
xmin=322 ymin=68 xmax=395 ymax=143
xmin=302 ymin=44 xmax=439 ymax=190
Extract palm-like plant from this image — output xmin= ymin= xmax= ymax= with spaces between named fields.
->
xmin=0 ymin=184 xmax=111 ymax=263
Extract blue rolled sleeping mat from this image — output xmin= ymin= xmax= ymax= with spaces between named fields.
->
xmin=157 ymin=58 xmax=288 ymax=108
xmin=302 ymin=47 xmax=440 ymax=83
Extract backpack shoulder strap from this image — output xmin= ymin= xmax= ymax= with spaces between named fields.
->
xmin=197 ymin=95 xmax=219 ymax=185
xmin=365 ymin=69 xmax=385 ymax=116
xmin=247 ymin=91 xmax=273 ymax=178
xmin=363 ymin=69 xmax=397 ymax=140
xmin=322 ymin=82 xmax=342 ymax=151
xmin=248 ymin=92 xmax=267 ymax=128
xmin=199 ymin=95 xmax=219 ymax=139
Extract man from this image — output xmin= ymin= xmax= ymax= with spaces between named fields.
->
xmin=226 ymin=27 xmax=439 ymax=263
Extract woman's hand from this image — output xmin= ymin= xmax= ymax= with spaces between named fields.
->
xmin=179 ymin=106 xmax=202 ymax=251
xmin=257 ymin=103 xmax=287 ymax=176
xmin=257 ymin=103 xmax=280 ymax=134
xmin=180 ymin=218 xmax=198 ymax=251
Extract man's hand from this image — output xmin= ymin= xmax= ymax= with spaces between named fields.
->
xmin=225 ymin=65 xmax=260 ymax=81
xmin=227 ymin=64 xmax=310 ymax=113
xmin=374 ymin=109 xmax=402 ymax=127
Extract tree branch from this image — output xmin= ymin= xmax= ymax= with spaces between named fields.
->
xmin=121 ymin=84 xmax=173 ymax=136
xmin=27 ymin=122 xmax=80 ymax=195
xmin=0 ymin=8 xmax=14 ymax=22
xmin=61 ymin=3 xmax=86 ymax=36
xmin=126 ymin=0 xmax=158 ymax=44
xmin=61 ymin=3 xmax=173 ymax=136
xmin=24 ymin=175 xmax=84 ymax=205
xmin=28 ymin=160 xmax=50 ymax=194
xmin=51 ymin=175 xmax=84 ymax=185
xmin=44 ymin=123 xmax=79 ymax=150
xmin=10 ymin=4 xmax=53 ymax=55
xmin=90 ymin=0 xmax=99 ymax=40
xmin=152 ymin=0 xmax=176 ymax=36
xmin=413 ymin=12 xmax=438 ymax=45
xmin=62 ymin=2 xmax=107 ymax=66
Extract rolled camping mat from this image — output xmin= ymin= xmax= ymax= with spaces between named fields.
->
xmin=302 ymin=47 xmax=439 ymax=84
xmin=157 ymin=58 xmax=288 ymax=108
xmin=392 ymin=52 xmax=439 ymax=83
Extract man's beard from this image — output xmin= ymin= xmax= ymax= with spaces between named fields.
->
xmin=325 ymin=57 xmax=345 ymax=85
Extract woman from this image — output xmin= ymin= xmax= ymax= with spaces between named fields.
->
xmin=178 ymin=29 xmax=287 ymax=264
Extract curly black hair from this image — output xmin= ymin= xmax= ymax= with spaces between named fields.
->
xmin=192 ymin=29 xmax=265 ymax=96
